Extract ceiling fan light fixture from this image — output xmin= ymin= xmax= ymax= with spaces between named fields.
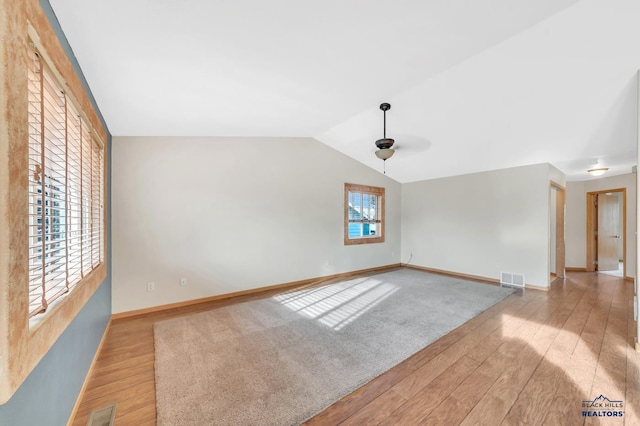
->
xmin=375 ymin=148 xmax=395 ymax=160
xmin=587 ymin=167 xmax=609 ymax=176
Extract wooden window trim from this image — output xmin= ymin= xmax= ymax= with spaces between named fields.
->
xmin=344 ymin=183 xmax=385 ymax=245
xmin=0 ymin=4 xmax=108 ymax=403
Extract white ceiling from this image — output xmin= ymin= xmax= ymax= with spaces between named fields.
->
xmin=49 ymin=0 xmax=639 ymax=183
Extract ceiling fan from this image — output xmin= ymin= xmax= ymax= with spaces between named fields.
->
xmin=375 ymin=103 xmax=395 ymax=173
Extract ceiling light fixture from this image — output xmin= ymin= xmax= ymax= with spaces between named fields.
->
xmin=587 ymin=167 xmax=609 ymax=177
xmin=375 ymin=103 xmax=395 ymax=173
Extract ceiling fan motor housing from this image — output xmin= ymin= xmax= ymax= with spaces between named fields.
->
xmin=375 ymin=138 xmax=395 ymax=149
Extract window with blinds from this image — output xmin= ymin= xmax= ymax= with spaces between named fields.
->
xmin=344 ymin=183 xmax=385 ymax=245
xmin=27 ymin=45 xmax=104 ymax=318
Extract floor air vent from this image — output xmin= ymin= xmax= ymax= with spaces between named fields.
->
xmin=500 ymin=272 xmax=525 ymax=292
xmin=87 ymin=403 xmax=116 ymax=426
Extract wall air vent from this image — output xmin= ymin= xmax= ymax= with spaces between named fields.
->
xmin=500 ymin=271 xmax=525 ymax=292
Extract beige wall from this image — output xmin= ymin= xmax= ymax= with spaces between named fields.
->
xmin=112 ymin=136 xmax=401 ymax=313
xmin=401 ymin=163 xmax=555 ymax=288
xmin=565 ymin=173 xmax=637 ymax=279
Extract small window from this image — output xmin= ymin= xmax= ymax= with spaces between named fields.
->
xmin=344 ymin=183 xmax=385 ymax=245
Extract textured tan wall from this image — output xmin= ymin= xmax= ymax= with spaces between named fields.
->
xmin=0 ymin=0 xmax=107 ymax=404
xmin=0 ymin=0 xmax=13 ymax=407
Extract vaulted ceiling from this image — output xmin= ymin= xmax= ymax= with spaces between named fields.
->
xmin=49 ymin=0 xmax=639 ymax=182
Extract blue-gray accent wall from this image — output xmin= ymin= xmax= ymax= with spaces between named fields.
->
xmin=0 ymin=275 xmax=111 ymax=425
xmin=0 ymin=1 xmax=112 ymax=425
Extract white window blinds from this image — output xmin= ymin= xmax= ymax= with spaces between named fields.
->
xmin=27 ymin=46 xmax=105 ymax=318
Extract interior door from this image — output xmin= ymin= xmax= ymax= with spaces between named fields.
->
xmin=597 ymin=194 xmax=620 ymax=271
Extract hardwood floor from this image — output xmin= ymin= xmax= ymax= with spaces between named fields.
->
xmin=71 ymin=271 xmax=639 ymax=425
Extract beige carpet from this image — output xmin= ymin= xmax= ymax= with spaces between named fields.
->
xmin=153 ymin=268 xmax=513 ymax=425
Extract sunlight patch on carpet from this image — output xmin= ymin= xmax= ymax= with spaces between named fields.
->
xmin=272 ymin=277 xmax=398 ymax=330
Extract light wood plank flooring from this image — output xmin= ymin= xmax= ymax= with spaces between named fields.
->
xmin=72 ymin=271 xmax=639 ymax=425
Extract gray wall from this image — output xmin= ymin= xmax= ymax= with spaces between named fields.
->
xmin=0 ymin=1 xmax=112 ymax=425
xmin=0 ymin=280 xmax=111 ymax=425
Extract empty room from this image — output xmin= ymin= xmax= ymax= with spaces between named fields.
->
xmin=1 ymin=0 xmax=639 ymax=425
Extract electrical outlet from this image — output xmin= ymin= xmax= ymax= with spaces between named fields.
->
xmin=147 ymin=282 xmax=155 ymax=292
xmin=180 ymin=277 xmax=187 ymax=287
